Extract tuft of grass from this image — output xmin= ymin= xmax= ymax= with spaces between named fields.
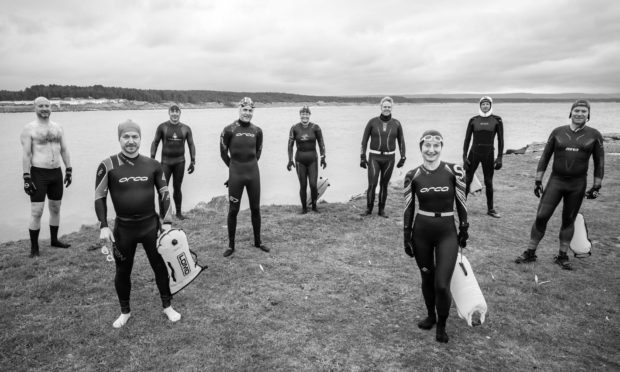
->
xmin=1 ymin=152 xmax=619 ymax=371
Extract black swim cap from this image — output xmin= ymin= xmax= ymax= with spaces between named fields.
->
xmin=169 ymin=104 xmax=181 ymax=112
xmin=569 ymin=99 xmax=590 ymax=120
xmin=299 ymin=105 xmax=311 ymax=114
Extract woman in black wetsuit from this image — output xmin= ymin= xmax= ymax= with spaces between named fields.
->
xmin=287 ymin=106 xmax=326 ymax=213
xmin=403 ymin=130 xmax=469 ymax=343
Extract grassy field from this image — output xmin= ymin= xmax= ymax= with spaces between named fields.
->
xmin=1 ymin=151 xmax=619 ymax=371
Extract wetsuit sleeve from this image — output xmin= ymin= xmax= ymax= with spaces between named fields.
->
xmin=592 ymin=130 xmax=605 ymax=186
xmin=315 ymin=124 xmax=326 ymax=157
xmin=186 ymin=125 xmax=196 ymax=163
xmin=256 ymin=127 xmax=263 ymax=161
xmin=150 ymin=124 xmax=163 ymax=158
xmin=94 ymin=160 xmax=110 ymax=228
xmin=220 ymin=127 xmax=232 ymax=167
xmin=403 ymin=170 xmax=416 ymax=232
xmin=396 ymin=120 xmax=406 ymax=158
xmin=463 ymin=118 xmax=474 ymax=157
xmin=360 ymin=120 xmax=372 ymax=158
xmin=154 ymin=163 xmax=172 ymax=223
xmin=288 ymin=125 xmax=295 ymax=162
xmin=453 ymin=164 xmax=468 ymax=225
xmin=536 ymin=129 xmax=557 ymax=182
xmin=496 ymin=116 xmax=504 ymax=157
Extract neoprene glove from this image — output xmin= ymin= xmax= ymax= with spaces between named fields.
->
xmin=187 ymin=161 xmax=195 ymax=174
xmin=404 ymin=228 xmax=414 ymax=257
xmin=458 ymin=222 xmax=469 ymax=248
xmin=287 ymin=160 xmax=295 ymax=171
xmin=585 ymin=185 xmax=601 ymax=199
xmin=23 ymin=173 xmax=37 ymax=196
xmin=463 ymin=156 xmax=471 ymax=171
xmin=320 ymin=156 xmax=327 ymax=169
xmin=224 ymin=180 xmax=229 ymax=188
xmin=360 ymin=155 xmax=368 ymax=169
xmin=64 ymin=167 xmax=72 ymax=187
xmin=494 ymin=157 xmax=502 ymax=170
xmin=397 ymin=157 xmax=406 ymax=168
xmin=534 ymin=180 xmax=544 ymax=198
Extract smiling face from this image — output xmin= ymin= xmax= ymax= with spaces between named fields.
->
xmin=300 ymin=111 xmax=310 ymax=124
xmin=34 ymin=97 xmax=51 ymax=119
xmin=570 ymin=106 xmax=589 ymax=126
xmin=169 ymin=108 xmax=181 ymax=124
xmin=420 ymin=140 xmax=443 ymax=163
xmin=119 ymin=131 xmax=141 ymax=156
xmin=380 ymin=101 xmax=392 ymax=116
xmin=239 ymin=105 xmax=254 ymax=123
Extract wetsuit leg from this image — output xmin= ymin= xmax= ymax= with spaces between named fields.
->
xmin=113 ymin=221 xmax=139 ymax=314
xmin=530 ymin=176 xmax=564 ymax=243
xmin=308 ymin=159 xmax=319 ymax=205
xmin=558 ymin=177 xmax=587 ymax=246
xmin=378 ymin=155 xmax=395 ymax=212
xmin=296 ymin=160 xmax=309 ymax=209
xmin=46 ymin=168 xmax=64 ymax=201
xmin=139 ymin=217 xmax=172 ymax=308
xmin=480 ymin=151 xmax=495 ymax=210
xmin=170 ymin=162 xmax=185 ymax=213
xmin=412 ymin=224 xmax=437 ymax=318
xmin=246 ymin=165 xmax=262 ymax=245
xmin=227 ymin=170 xmax=245 ymax=249
xmin=366 ymin=154 xmax=381 ymax=212
xmin=434 ymin=225 xmax=458 ymax=318
xmin=465 ymin=152 xmax=481 ymax=196
xmin=162 ymin=163 xmax=173 ymax=185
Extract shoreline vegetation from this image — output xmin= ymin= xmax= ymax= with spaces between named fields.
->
xmin=1 ymin=142 xmax=619 ymax=370
xmin=1 ymin=84 xmax=619 ymax=113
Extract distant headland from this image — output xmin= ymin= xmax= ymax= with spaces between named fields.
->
xmin=1 ymin=84 xmax=619 ymax=113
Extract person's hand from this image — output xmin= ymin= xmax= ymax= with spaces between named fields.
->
xmin=224 ymin=180 xmax=229 ymax=188
xmin=320 ymin=156 xmax=327 ymax=169
xmin=360 ymin=156 xmax=368 ymax=169
xmin=494 ymin=157 xmax=502 ymax=170
xmin=23 ymin=173 xmax=37 ymax=196
xmin=397 ymin=157 xmax=406 ymax=168
xmin=99 ymin=227 xmax=115 ymax=244
xmin=64 ymin=167 xmax=72 ymax=187
xmin=458 ymin=222 xmax=469 ymax=248
xmin=463 ymin=156 xmax=471 ymax=171
xmin=585 ymin=185 xmax=601 ymax=199
xmin=534 ymin=180 xmax=544 ymax=198
xmin=287 ymin=161 xmax=295 ymax=171
xmin=187 ymin=161 xmax=195 ymax=174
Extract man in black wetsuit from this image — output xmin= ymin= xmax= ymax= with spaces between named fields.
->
xmin=360 ymin=96 xmax=406 ymax=218
xmin=220 ymin=97 xmax=269 ymax=257
xmin=151 ymin=104 xmax=196 ymax=220
xmin=462 ymin=96 xmax=504 ymax=218
xmin=287 ymin=105 xmax=327 ymax=213
xmin=95 ymin=120 xmax=181 ymax=328
xmin=515 ymin=100 xmax=604 ymax=270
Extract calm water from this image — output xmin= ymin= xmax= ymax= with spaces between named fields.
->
xmin=1 ymin=102 xmax=618 ymax=243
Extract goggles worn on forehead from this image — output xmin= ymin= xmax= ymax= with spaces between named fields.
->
xmin=420 ymin=135 xmax=443 ymax=142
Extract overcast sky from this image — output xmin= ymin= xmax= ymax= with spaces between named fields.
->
xmin=1 ymin=0 xmax=619 ymax=95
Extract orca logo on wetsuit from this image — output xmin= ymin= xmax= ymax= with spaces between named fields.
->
xmin=229 ymin=196 xmax=239 ymax=203
xmin=119 ymin=176 xmax=149 ymax=183
xmin=420 ymin=186 xmax=449 ymax=193
xmin=236 ymin=133 xmax=255 ymax=137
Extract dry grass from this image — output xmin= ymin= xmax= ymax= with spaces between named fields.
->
xmin=1 ymin=152 xmax=619 ymax=371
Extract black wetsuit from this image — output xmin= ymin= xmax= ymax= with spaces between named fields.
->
xmin=404 ymin=162 xmax=467 ymax=322
xmin=361 ymin=114 xmax=406 ymax=213
xmin=95 ymin=153 xmax=172 ymax=314
xmin=29 ymin=166 xmax=64 ymax=202
xmin=220 ymin=120 xmax=263 ymax=248
xmin=288 ymin=122 xmax=326 ymax=208
xmin=150 ymin=121 xmax=196 ymax=214
xmin=531 ymin=125 xmax=604 ymax=247
xmin=463 ymin=114 xmax=504 ymax=209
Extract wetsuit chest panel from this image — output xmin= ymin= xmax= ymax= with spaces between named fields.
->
xmin=107 ymin=155 xmax=159 ymax=219
xmin=161 ymin=122 xmax=188 ymax=163
xmin=471 ymin=116 xmax=499 ymax=149
xmin=369 ymin=118 xmax=400 ymax=152
xmin=292 ymin=123 xmax=318 ymax=152
xmin=413 ymin=163 xmax=456 ymax=213
xmin=552 ymin=126 xmax=601 ymax=177
xmin=229 ymin=123 xmax=260 ymax=163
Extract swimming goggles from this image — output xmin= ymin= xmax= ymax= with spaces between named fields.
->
xmin=101 ymin=245 xmax=114 ymax=262
xmin=420 ymin=135 xmax=443 ymax=142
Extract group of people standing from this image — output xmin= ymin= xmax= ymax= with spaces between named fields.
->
xmin=20 ymin=96 xmax=604 ymax=342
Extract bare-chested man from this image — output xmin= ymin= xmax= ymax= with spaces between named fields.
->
xmin=20 ymin=97 xmax=72 ymax=257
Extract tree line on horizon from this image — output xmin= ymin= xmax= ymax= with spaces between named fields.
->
xmin=1 ymin=85 xmax=618 ymax=105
